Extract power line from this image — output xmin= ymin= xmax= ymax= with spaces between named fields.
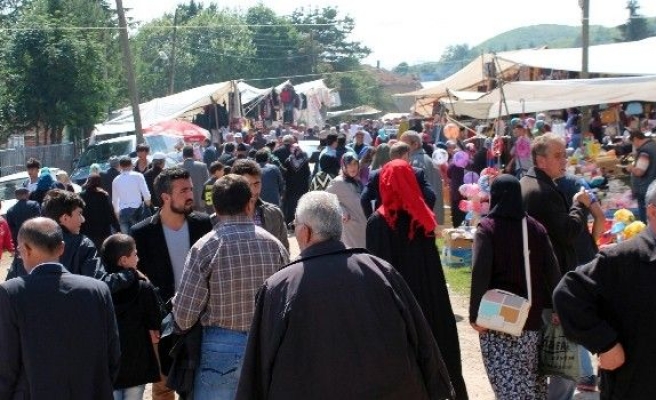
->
xmin=0 ymin=22 xmax=337 ymax=32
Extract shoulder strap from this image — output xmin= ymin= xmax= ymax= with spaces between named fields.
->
xmin=522 ymin=217 xmax=532 ymax=304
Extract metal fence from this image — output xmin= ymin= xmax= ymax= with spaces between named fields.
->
xmin=0 ymin=143 xmax=79 ymax=176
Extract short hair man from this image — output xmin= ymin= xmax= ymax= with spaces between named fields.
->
xmin=0 ymin=218 xmax=120 ymax=399
xmin=173 ymin=174 xmax=288 ymax=399
xmin=101 ymin=156 xmax=121 ymax=199
xmin=202 ymin=161 xmax=225 ymax=214
xmin=520 ymin=133 xmax=601 ymax=397
xmin=5 ymin=187 xmax=40 ymax=246
xmin=235 ymin=191 xmax=454 ymax=399
xmin=401 ymin=130 xmax=444 ymax=224
xmin=202 ymin=138 xmax=218 ymax=169
xmin=361 ymin=142 xmax=436 ymax=218
xmin=144 ymin=152 xmax=167 ymax=209
xmin=23 ymin=157 xmax=41 ymax=192
xmin=112 ymin=156 xmax=152 ymax=233
xmin=625 ymin=129 xmax=656 ymax=222
xmin=130 ymin=167 xmax=213 ymax=400
xmin=554 ymin=179 xmax=656 ymax=399
xmin=178 ymin=145 xmax=209 ymax=213
xmin=254 ymin=149 xmax=284 ymax=207
xmin=230 ymin=159 xmax=289 ymax=250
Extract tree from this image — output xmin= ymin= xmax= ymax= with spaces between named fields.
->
xmin=618 ymin=0 xmax=652 ymax=42
xmin=0 ymin=0 xmax=112 ymax=144
xmin=393 ymin=62 xmax=410 ymax=75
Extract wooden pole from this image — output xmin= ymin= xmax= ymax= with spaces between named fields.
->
xmin=115 ymin=0 xmax=144 ymax=143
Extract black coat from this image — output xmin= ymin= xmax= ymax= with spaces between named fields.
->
xmin=520 ymin=167 xmax=587 ymax=274
xmin=6 ymin=229 xmax=136 ymax=294
xmin=236 ymin=240 xmax=454 ymax=400
xmin=130 ymin=211 xmax=212 ymax=373
xmin=0 ymin=263 xmax=120 ymax=400
xmin=554 ymin=229 xmax=656 ymax=400
xmin=360 ymin=166 xmax=436 ymax=218
xmin=367 ymin=212 xmax=468 ymax=400
xmin=101 ymin=167 xmax=120 ymax=199
xmin=5 ymin=199 xmax=40 ymax=245
xmin=80 ymin=189 xmax=120 ymax=249
xmin=111 ymin=279 xmax=162 ymax=389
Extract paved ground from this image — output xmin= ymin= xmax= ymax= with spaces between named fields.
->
xmin=0 ymin=237 xmax=599 ymax=399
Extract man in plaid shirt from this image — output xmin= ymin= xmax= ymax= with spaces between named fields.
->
xmin=172 ymin=174 xmax=289 ymax=400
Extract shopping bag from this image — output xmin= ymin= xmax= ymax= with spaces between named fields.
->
xmin=539 ymin=321 xmax=580 ymax=381
xmin=476 ymin=289 xmax=530 ymax=336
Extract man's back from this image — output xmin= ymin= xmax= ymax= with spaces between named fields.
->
xmin=259 ymin=163 xmax=284 ymax=206
xmin=6 ymin=200 xmax=40 ymax=244
xmin=236 ymin=240 xmax=453 ymax=400
xmin=101 ymin=167 xmax=120 ymax=198
xmin=0 ymin=264 xmax=119 ymax=400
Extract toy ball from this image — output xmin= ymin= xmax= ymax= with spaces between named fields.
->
xmin=432 ymin=148 xmax=449 ymax=166
xmin=478 ymin=174 xmax=492 ymax=194
xmin=613 ymin=208 xmax=635 ymax=224
xmin=525 ymin=117 xmax=536 ymax=129
xmin=459 ymin=200 xmax=472 ymax=212
xmin=464 ymin=171 xmax=479 ymax=184
xmin=453 ymin=151 xmax=469 ymax=168
xmin=624 ymin=221 xmax=646 ymax=239
xmin=610 ymin=222 xmax=626 ymax=235
xmin=444 ymin=123 xmax=460 ymax=140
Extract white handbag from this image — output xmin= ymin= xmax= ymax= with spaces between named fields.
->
xmin=476 ymin=217 xmax=532 ymax=337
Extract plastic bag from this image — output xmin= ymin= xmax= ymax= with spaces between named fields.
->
xmin=539 ymin=321 xmax=580 ymax=381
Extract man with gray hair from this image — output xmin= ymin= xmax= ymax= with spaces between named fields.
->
xmin=553 ymin=179 xmax=656 ymax=399
xmin=236 ymin=191 xmax=454 ymax=400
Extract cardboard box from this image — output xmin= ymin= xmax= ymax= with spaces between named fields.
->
xmin=441 ymin=228 xmax=474 ymax=268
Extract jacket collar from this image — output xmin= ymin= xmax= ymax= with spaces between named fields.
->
xmin=30 ymin=263 xmax=68 ymax=276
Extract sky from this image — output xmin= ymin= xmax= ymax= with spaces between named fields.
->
xmin=123 ymin=0 xmax=656 ymax=70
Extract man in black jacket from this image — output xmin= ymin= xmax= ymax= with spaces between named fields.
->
xmin=554 ymin=180 xmax=656 ymax=400
xmin=361 ymin=142 xmax=435 ymax=218
xmin=5 ymin=190 xmax=136 ymax=295
xmin=5 ymin=187 xmax=40 ymax=245
xmin=130 ymin=167 xmax=212 ymax=400
xmin=236 ymin=191 xmax=454 ymax=400
xmin=101 ymin=156 xmax=121 ymax=199
xmin=0 ymin=217 xmax=120 ymax=400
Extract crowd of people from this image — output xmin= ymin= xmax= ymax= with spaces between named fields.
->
xmin=0 ymin=109 xmax=655 ymax=400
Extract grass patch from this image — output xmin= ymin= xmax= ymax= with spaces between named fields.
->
xmin=443 ymin=267 xmax=472 ymax=295
xmin=437 ymin=237 xmax=473 ymax=296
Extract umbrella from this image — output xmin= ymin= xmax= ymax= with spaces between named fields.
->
xmin=143 ymin=120 xmax=210 ymax=143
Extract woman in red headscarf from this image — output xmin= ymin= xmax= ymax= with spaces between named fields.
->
xmin=366 ymin=159 xmax=469 ymax=400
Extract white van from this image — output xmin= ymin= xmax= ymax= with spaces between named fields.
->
xmin=70 ymin=134 xmax=181 ymax=185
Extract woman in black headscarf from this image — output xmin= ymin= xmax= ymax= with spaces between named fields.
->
xmin=469 ymin=174 xmax=561 ymax=399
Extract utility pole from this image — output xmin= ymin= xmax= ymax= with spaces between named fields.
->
xmin=115 ymin=0 xmax=144 ymax=143
xmin=169 ymin=8 xmax=178 ymax=95
xmin=580 ymin=0 xmax=590 ymax=79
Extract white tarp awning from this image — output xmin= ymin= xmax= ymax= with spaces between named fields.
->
xmin=326 ymin=105 xmax=381 ymax=119
xmin=496 ymin=36 xmax=656 ymax=76
xmin=238 ymin=81 xmax=271 ymax=105
xmin=441 ymin=75 xmax=656 ymax=119
xmin=396 ymin=37 xmax=656 ymax=100
xmin=100 ymin=81 xmax=234 ymax=132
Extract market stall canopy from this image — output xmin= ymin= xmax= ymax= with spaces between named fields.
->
xmin=238 ymin=81 xmax=271 ymax=105
xmin=441 ymin=75 xmax=656 ymax=119
xmin=496 ymin=36 xmax=656 ymax=76
xmin=396 ymin=37 xmax=656 ymax=100
xmin=326 ymin=105 xmax=381 ymax=119
xmin=99 ymin=81 xmax=234 ymax=133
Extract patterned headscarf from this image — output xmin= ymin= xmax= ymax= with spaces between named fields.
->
xmin=340 ymin=152 xmax=361 ymax=191
xmin=378 ymin=159 xmax=436 ymax=239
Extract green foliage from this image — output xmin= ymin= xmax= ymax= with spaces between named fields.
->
xmin=618 ymin=0 xmax=653 ymax=42
xmin=0 ymin=0 xmax=112 ymax=143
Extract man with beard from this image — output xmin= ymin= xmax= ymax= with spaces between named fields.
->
xmin=130 ymin=167 xmax=213 ymax=400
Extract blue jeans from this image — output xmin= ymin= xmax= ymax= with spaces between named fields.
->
xmin=113 ymin=385 xmax=145 ymax=400
xmin=636 ymin=193 xmax=647 ymax=223
xmin=193 ymin=326 xmax=247 ymax=400
xmin=118 ymin=207 xmax=139 ymax=234
xmin=579 ymin=345 xmax=594 ymax=377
